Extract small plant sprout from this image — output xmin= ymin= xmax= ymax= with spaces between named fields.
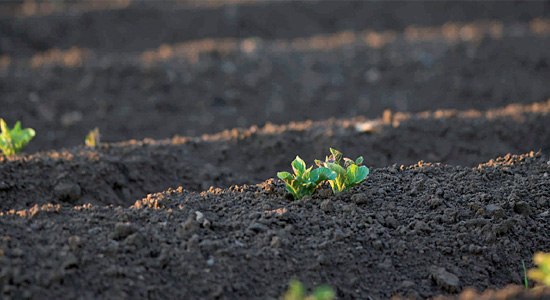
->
xmin=0 ymin=118 xmax=35 ymax=156
xmin=281 ymin=280 xmax=335 ymax=300
xmin=527 ymin=252 xmax=550 ymax=287
xmin=277 ymin=156 xmax=337 ymax=200
xmin=315 ymin=148 xmax=369 ymax=194
xmin=85 ymin=127 xmax=100 ymax=147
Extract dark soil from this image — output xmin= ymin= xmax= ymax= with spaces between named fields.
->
xmin=1 ymin=1 xmax=550 ymax=299
xmin=1 ymin=1 xmax=550 ymax=153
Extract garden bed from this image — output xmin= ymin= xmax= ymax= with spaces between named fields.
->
xmin=1 ymin=1 xmax=550 ymax=299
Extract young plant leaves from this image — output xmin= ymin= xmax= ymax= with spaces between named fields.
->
xmin=278 ymin=149 xmax=369 ymax=199
xmin=316 ymin=148 xmax=370 ymax=194
xmin=292 ymin=156 xmax=307 ymax=176
xmin=0 ymin=119 xmax=36 ymax=156
xmin=277 ymin=156 xmax=336 ymax=200
xmin=346 ymin=164 xmax=369 ymax=189
xmin=527 ymin=251 xmax=550 ymax=286
xmin=329 ymin=148 xmax=342 ymax=164
xmin=311 ymin=286 xmax=336 ymax=300
xmin=85 ymin=127 xmax=100 ymax=147
xmin=282 ymin=280 xmax=335 ymax=300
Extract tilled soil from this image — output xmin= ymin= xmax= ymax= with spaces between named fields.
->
xmin=1 ymin=99 xmax=550 ymax=212
xmin=1 ymin=1 xmax=550 ymax=299
xmin=1 ymin=152 xmax=550 ymax=299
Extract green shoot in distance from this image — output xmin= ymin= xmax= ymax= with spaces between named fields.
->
xmin=528 ymin=252 xmax=550 ymax=287
xmin=0 ymin=119 xmax=35 ymax=156
xmin=85 ymin=127 xmax=100 ymax=147
xmin=281 ymin=279 xmax=335 ymax=300
xmin=315 ymin=148 xmax=369 ymax=194
xmin=277 ymin=156 xmax=336 ymax=200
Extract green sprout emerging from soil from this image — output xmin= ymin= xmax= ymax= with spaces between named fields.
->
xmin=528 ymin=252 xmax=550 ymax=287
xmin=0 ymin=119 xmax=35 ymax=156
xmin=277 ymin=156 xmax=337 ymax=200
xmin=85 ymin=127 xmax=100 ymax=147
xmin=315 ymin=148 xmax=369 ymax=194
xmin=278 ymin=149 xmax=369 ymax=199
xmin=281 ymin=280 xmax=335 ymax=300
xmin=522 ymin=260 xmax=529 ymax=288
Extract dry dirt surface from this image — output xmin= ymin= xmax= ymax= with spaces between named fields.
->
xmin=1 ymin=1 xmax=550 ymax=299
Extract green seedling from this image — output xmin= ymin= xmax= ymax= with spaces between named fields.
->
xmin=85 ymin=127 xmax=100 ymax=147
xmin=315 ymin=148 xmax=369 ymax=194
xmin=0 ymin=119 xmax=35 ymax=156
xmin=528 ymin=252 xmax=550 ymax=287
xmin=277 ymin=156 xmax=337 ymax=200
xmin=281 ymin=280 xmax=335 ymax=300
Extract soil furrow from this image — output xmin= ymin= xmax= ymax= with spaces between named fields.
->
xmin=1 ymin=14 xmax=550 ymax=153
xmin=1 ymin=100 xmax=549 ymax=212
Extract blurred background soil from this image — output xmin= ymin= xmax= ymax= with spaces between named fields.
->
xmin=1 ymin=2 xmax=550 ymax=299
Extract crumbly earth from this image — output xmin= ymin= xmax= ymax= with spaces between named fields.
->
xmin=1 ymin=1 xmax=550 ymax=299
xmin=1 ymin=152 xmax=550 ymax=299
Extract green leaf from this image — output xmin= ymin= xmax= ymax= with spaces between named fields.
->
xmin=355 ymin=166 xmax=369 ymax=182
xmin=323 ymin=162 xmax=346 ymax=193
xmin=310 ymin=167 xmax=337 ymax=183
xmin=329 ymin=148 xmax=342 ymax=164
xmin=0 ymin=119 xmax=8 ymax=134
xmin=346 ymin=165 xmax=369 ymax=188
xmin=277 ymin=171 xmax=292 ymax=180
xmin=278 ymin=171 xmax=306 ymax=200
xmin=0 ymin=135 xmax=14 ymax=156
xmin=285 ymin=184 xmax=300 ymax=200
xmin=324 ymin=162 xmax=346 ymax=177
xmin=311 ymin=286 xmax=335 ymax=300
xmin=346 ymin=164 xmax=358 ymax=184
xmin=292 ymin=156 xmax=306 ymax=176
xmin=278 ymin=154 xmax=340 ymax=200
xmin=283 ymin=280 xmax=306 ymax=300
xmin=85 ymin=127 xmax=100 ymax=147
xmin=277 ymin=172 xmax=293 ymax=183
xmin=302 ymin=166 xmax=313 ymax=180
xmin=13 ymin=121 xmax=21 ymax=131
xmin=343 ymin=157 xmax=354 ymax=168
xmin=314 ymin=159 xmax=324 ymax=168
xmin=13 ymin=128 xmax=35 ymax=151
xmin=355 ymin=156 xmax=364 ymax=165
xmin=0 ymin=119 xmax=35 ymax=156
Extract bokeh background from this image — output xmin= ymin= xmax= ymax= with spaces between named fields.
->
xmin=1 ymin=0 xmax=549 ymax=153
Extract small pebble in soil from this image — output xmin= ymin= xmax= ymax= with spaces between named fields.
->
xmin=270 ymin=236 xmax=281 ymax=248
xmin=248 ymin=222 xmax=269 ymax=233
xmin=384 ymin=216 xmax=398 ymax=229
xmin=68 ymin=235 xmax=82 ymax=250
xmin=125 ymin=232 xmax=146 ymax=248
xmin=372 ymin=240 xmax=383 ymax=250
xmin=206 ymin=257 xmax=215 ymax=266
xmin=429 ymin=266 xmax=460 ymax=293
xmin=320 ymin=200 xmax=333 ymax=212
xmin=485 ymin=204 xmax=505 ymax=219
xmin=53 ymin=182 xmax=81 ymax=203
xmin=195 ymin=211 xmax=205 ymax=223
xmin=513 ymin=201 xmax=531 ymax=216
xmin=0 ymin=181 xmax=9 ymax=190
xmin=109 ymin=222 xmax=138 ymax=240
xmin=317 ymin=254 xmax=329 ymax=265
